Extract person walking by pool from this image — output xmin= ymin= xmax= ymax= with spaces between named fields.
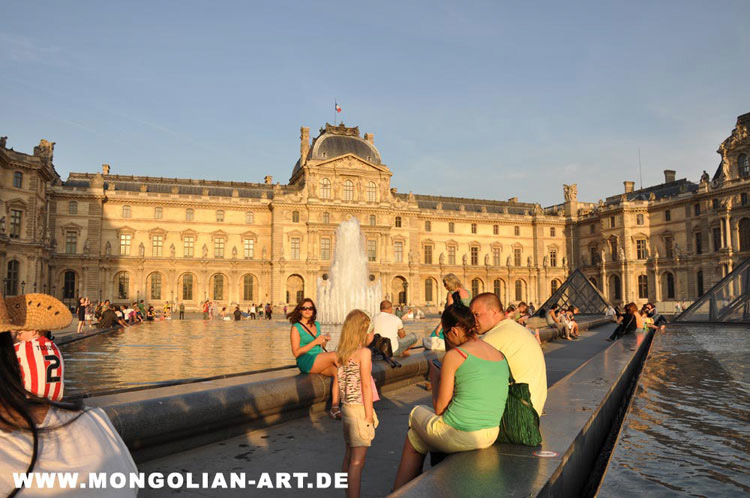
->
xmin=138 ymin=299 xmax=146 ymax=320
xmin=75 ymin=297 xmax=86 ymax=334
xmin=179 ymin=302 xmax=185 ymax=320
xmin=209 ymin=301 xmax=216 ymax=320
xmin=0 ymin=295 xmax=138 ymax=497
xmin=233 ymin=306 xmax=242 ymax=321
xmin=249 ymin=303 xmax=257 ymax=320
xmin=336 ymin=309 xmax=378 ymax=498
xmin=258 ymin=304 xmax=264 ymax=319
xmin=393 ymin=304 xmax=509 ymax=491
xmin=265 ymin=303 xmax=272 ymax=320
xmin=289 ymin=298 xmax=341 ymax=419
xmin=283 ymin=305 xmax=288 ymax=317
xmin=202 ymin=300 xmax=209 ymax=320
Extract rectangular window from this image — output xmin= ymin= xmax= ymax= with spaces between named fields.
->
xmin=590 ymin=224 xmax=595 ymax=234
xmin=712 ymin=198 xmax=719 ymax=210
xmin=695 ymin=232 xmax=703 ymax=254
xmin=471 ymin=223 xmax=477 ymax=234
xmin=152 ymin=235 xmax=163 ymax=256
xmin=449 ymin=222 xmax=455 ymax=233
xmin=665 ymin=209 xmax=671 ymax=221
xmin=664 ymin=237 xmax=673 ymax=258
xmin=550 ymin=249 xmax=557 ymax=267
xmin=493 ymin=248 xmax=501 ymax=266
xmin=291 ymin=237 xmax=300 ymax=260
xmin=155 ymin=207 xmax=163 ymax=219
xmin=742 ymin=193 xmax=748 ymax=206
xmin=448 ymin=246 xmax=456 ymax=265
xmin=321 ymin=238 xmax=331 ymax=260
xmin=424 ymin=245 xmax=433 ymax=265
xmin=244 ymin=239 xmax=254 ymax=259
xmin=9 ymin=209 xmax=22 ymax=239
xmin=186 ymin=209 xmax=194 ymax=221
xmin=550 ymin=227 xmax=556 ymax=237
xmin=69 ymin=202 xmax=78 ymax=215
xmin=610 ymin=216 xmax=616 ymax=228
xmin=13 ymin=172 xmax=23 ymax=188
xmin=694 ymin=203 xmax=700 ymax=216
xmin=470 ymin=247 xmax=478 ymax=266
xmin=216 ymin=210 xmax=224 ymax=222
xmin=214 ymin=237 xmax=225 ymax=258
xmin=394 ymin=241 xmax=403 ymax=263
xmin=367 ymin=240 xmax=377 ymax=262
xmin=713 ymin=227 xmax=722 ymax=251
xmin=184 ymin=236 xmax=194 ymax=257
xmin=636 ymin=239 xmax=647 ymax=259
xmin=65 ymin=232 xmax=77 ymax=254
xmin=493 ymin=225 xmax=499 ymax=235
xmin=120 ymin=234 xmax=131 ymax=255
xmin=513 ymin=248 xmax=521 ymax=266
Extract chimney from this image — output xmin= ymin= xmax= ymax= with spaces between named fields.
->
xmin=664 ymin=169 xmax=676 ymax=183
xmin=300 ymin=127 xmax=310 ymax=166
xmin=264 ymin=175 xmax=273 ymax=184
xmin=624 ymin=181 xmax=635 ymax=193
xmin=0 ymin=136 xmax=7 ymax=148
xmin=102 ymin=164 xmax=110 ymax=175
xmin=364 ymin=133 xmax=374 ymax=144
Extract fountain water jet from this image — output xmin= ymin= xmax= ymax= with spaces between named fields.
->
xmin=317 ymin=217 xmax=382 ymax=324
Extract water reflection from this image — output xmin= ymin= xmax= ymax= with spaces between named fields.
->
xmin=61 ymin=319 xmax=436 ymax=396
xmin=601 ymin=325 xmax=750 ymax=497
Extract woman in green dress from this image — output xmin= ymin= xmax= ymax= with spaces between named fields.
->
xmin=289 ymin=298 xmax=341 ymax=418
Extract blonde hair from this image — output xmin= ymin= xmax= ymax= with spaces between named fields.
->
xmin=442 ymin=273 xmax=463 ymax=292
xmin=336 ymin=310 xmax=371 ymax=364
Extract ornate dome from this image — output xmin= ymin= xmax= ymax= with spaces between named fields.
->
xmin=292 ymin=123 xmax=382 ymax=176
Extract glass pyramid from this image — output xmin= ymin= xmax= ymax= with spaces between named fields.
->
xmin=536 ymin=268 xmax=612 ymax=315
xmin=675 ymin=258 xmax=750 ymax=323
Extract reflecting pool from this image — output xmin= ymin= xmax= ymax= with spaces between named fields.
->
xmin=61 ymin=318 xmax=438 ymax=396
xmin=598 ymin=324 xmax=750 ymax=497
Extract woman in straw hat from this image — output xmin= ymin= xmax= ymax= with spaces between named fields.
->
xmin=0 ymin=294 xmax=137 ymax=497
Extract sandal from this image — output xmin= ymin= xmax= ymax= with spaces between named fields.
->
xmin=329 ymin=405 xmax=342 ymax=420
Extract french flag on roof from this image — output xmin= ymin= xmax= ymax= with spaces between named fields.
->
xmin=335 ymin=102 xmax=342 ymax=113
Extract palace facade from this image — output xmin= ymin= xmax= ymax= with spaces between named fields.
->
xmin=2 ymin=115 xmax=749 ymax=311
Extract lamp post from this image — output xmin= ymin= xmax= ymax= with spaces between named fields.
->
xmin=403 ymin=280 xmax=409 ymax=306
xmin=21 ymin=281 xmax=25 ymax=293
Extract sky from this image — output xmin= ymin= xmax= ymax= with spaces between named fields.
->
xmin=1 ymin=0 xmax=748 ymax=206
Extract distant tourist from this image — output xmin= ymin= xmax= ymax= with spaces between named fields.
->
xmin=258 ymin=305 xmax=264 ymax=319
xmin=471 ymin=292 xmax=548 ymax=416
xmin=234 ymin=306 xmax=242 ymax=321
xmin=373 ymin=300 xmax=417 ymax=357
xmin=75 ymin=297 xmax=87 ymax=334
xmin=644 ymin=303 xmax=667 ymax=327
xmin=605 ymin=305 xmax=617 ymax=321
xmin=607 ymin=303 xmax=640 ymax=341
xmin=545 ymin=303 xmax=569 ymax=340
xmin=265 ymin=303 xmax=272 ymax=320
xmin=0 ymin=295 xmax=138 ymax=497
xmin=250 ymin=303 xmax=257 ymax=320
xmin=393 ymin=304 xmax=509 ymax=491
xmin=202 ymin=300 xmax=209 ymax=320
xmin=289 ymin=298 xmax=341 ymax=419
xmin=97 ymin=303 xmax=126 ymax=329
xmin=146 ymin=305 xmax=156 ymax=322
xmin=336 ymin=309 xmax=378 ymax=498
xmin=442 ymin=273 xmax=471 ymax=308
xmin=179 ymin=302 xmax=185 ymax=320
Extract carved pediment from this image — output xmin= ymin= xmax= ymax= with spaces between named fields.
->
xmin=60 ymin=222 xmax=83 ymax=235
xmin=241 ymin=230 xmax=258 ymax=240
xmin=5 ymin=198 xmax=27 ymax=211
xmin=148 ymin=227 xmax=167 ymax=236
xmin=116 ymin=226 xmax=135 ymax=237
xmin=316 ymin=154 xmax=390 ymax=173
xmin=180 ymin=229 xmax=197 ymax=240
xmin=211 ymin=230 xmax=227 ymax=239
xmin=286 ymin=230 xmax=305 ymax=240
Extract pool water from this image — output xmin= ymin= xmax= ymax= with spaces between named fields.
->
xmin=60 ymin=318 xmax=437 ymax=396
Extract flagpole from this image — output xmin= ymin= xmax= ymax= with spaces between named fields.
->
xmin=334 ymin=99 xmax=337 ymax=125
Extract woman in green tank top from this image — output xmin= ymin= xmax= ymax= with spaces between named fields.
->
xmin=393 ymin=305 xmax=509 ymax=491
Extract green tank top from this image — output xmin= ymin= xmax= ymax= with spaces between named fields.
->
xmin=442 ymin=347 xmax=509 ymax=432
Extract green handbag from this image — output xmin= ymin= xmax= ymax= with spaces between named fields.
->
xmin=497 ymin=364 xmax=542 ymax=446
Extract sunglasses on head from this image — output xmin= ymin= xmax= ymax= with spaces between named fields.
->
xmin=300 ymin=306 xmax=314 ymax=311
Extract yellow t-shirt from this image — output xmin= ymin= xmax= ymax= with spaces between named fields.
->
xmin=481 ymin=319 xmax=548 ymax=415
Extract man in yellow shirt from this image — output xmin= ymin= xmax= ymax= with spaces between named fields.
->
xmin=470 ymin=293 xmax=547 ymax=415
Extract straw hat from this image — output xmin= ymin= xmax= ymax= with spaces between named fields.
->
xmin=0 ymin=294 xmax=72 ymax=332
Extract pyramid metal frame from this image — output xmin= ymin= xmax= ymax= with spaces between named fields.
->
xmin=534 ymin=268 xmax=613 ymax=316
xmin=674 ymin=258 xmax=750 ymax=323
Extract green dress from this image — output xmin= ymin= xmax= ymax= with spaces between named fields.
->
xmin=294 ymin=321 xmax=323 ymax=373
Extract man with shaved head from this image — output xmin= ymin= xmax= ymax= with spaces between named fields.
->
xmin=471 ymin=293 xmax=547 ymax=415
xmin=373 ymin=300 xmax=417 ymax=356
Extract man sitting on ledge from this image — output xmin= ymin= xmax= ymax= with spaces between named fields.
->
xmin=373 ymin=300 xmax=417 ymax=357
xmin=470 ymin=293 xmax=547 ymax=415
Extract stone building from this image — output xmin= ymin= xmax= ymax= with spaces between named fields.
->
xmin=1 ymin=115 xmax=749 ymax=311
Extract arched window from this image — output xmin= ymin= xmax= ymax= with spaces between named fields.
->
xmin=697 ymin=270 xmax=704 ymax=296
xmin=638 ymin=275 xmax=648 ymax=299
xmin=186 ymin=208 xmax=194 ymax=221
xmin=493 ymin=279 xmax=502 ymax=300
xmin=292 ymin=211 xmax=300 ymax=223
xmin=425 ymin=220 xmax=431 ymax=232
xmin=122 ymin=205 xmax=131 ymax=218
xmin=636 ymin=214 xmax=644 ymax=225
xmin=514 ymin=280 xmax=523 ymax=301
xmin=150 ymin=273 xmax=162 ymax=300
xmin=472 ymin=278 xmax=481 ymax=297
xmin=245 ymin=212 xmax=254 ymax=224
xmin=664 ymin=272 xmax=675 ymax=299
xmin=369 ymin=214 xmax=376 ymax=226
xmin=609 ymin=237 xmax=618 ymax=261
xmin=322 ymin=212 xmax=330 ymax=224
xmin=449 ymin=222 xmax=455 ymax=233
xmin=63 ymin=271 xmax=76 ymax=299
xmin=212 ymin=274 xmax=224 ymax=300
xmin=116 ymin=272 xmax=129 ymax=300
xmin=182 ymin=274 xmax=194 ymax=300
xmin=610 ymin=275 xmax=622 ymax=301
xmin=68 ymin=201 xmax=78 ymax=215
xmin=425 ymin=279 xmax=433 ymax=303
xmin=320 ymin=178 xmax=331 ymax=199
xmin=367 ymin=182 xmax=377 ymax=202
xmin=395 ymin=216 xmax=402 ymax=228
xmin=343 ymin=180 xmax=354 ymax=201
xmin=740 ymin=218 xmax=750 ymax=252
xmin=243 ymin=275 xmax=254 ymax=301
xmin=550 ymin=279 xmax=560 ymax=294
xmin=739 ymin=153 xmax=749 ymax=178
xmin=5 ymin=260 xmax=19 ymax=295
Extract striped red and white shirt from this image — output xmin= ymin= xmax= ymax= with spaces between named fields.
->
xmin=14 ymin=337 xmax=65 ymax=401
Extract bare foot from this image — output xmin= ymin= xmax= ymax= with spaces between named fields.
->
xmin=401 ymin=350 xmax=411 ymax=357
